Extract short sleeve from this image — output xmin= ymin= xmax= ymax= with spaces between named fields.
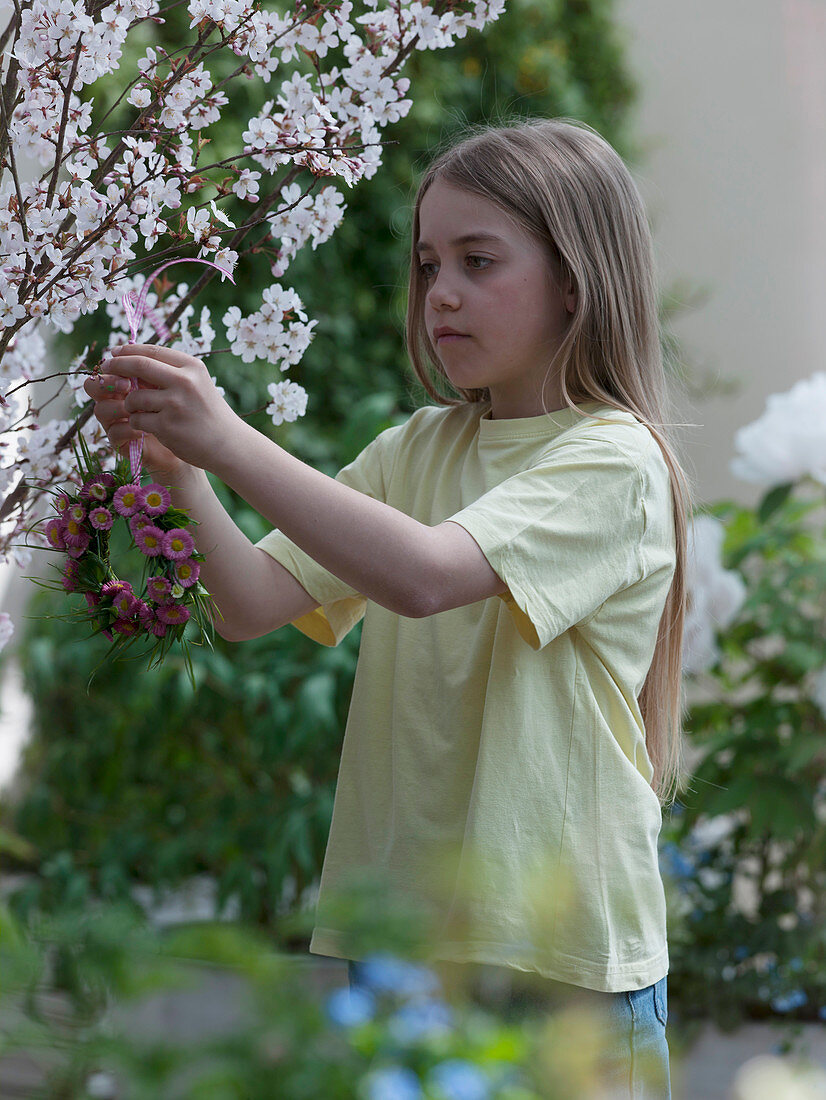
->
xmin=445 ymin=435 xmax=647 ymax=650
xmin=255 ymin=428 xmax=397 ymax=646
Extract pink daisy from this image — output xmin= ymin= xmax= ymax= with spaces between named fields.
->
xmin=128 ymin=512 xmax=152 ymax=537
xmin=89 ymin=507 xmax=114 ymax=531
xmin=142 ymin=483 xmax=171 ymax=516
xmin=156 ymin=602 xmax=191 ymax=626
xmin=84 ymin=592 xmax=101 ymax=610
xmin=83 ymin=479 xmax=110 ymax=502
xmin=135 ymin=525 xmax=164 ymax=557
xmin=146 ymin=575 xmax=172 ymax=601
xmin=66 ymin=532 xmax=91 ymax=558
xmin=161 ymin=528 xmax=194 ymax=561
xmin=113 ymin=484 xmax=144 ymax=517
xmin=101 ymin=579 xmax=133 ymax=602
xmin=45 ymin=518 xmax=67 ymax=550
xmin=62 ymin=560 xmax=80 ymax=592
xmin=173 ymin=559 xmax=200 ymax=587
xmin=54 ymin=493 xmax=71 ymax=515
xmin=113 ymin=590 xmax=139 ymax=618
xmin=132 ymin=598 xmax=151 ymax=622
xmin=113 ymin=619 xmax=140 ymax=637
xmin=68 ymin=504 xmax=86 ymax=524
xmin=138 ymin=602 xmax=155 ymax=629
xmin=137 ymin=604 xmax=167 ymax=637
xmin=63 ymin=517 xmax=88 ymax=547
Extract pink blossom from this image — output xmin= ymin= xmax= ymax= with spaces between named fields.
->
xmin=129 ymin=512 xmax=153 ymax=537
xmin=63 ymin=517 xmax=88 ymax=547
xmin=162 ymin=528 xmax=194 ymax=561
xmin=113 ymin=590 xmax=139 ymax=618
xmin=62 ymin=560 xmax=80 ymax=592
xmin=89 ymin=507 xmax=114 ymax=530
xmin=173 ymin=558 xmax=200 ymax=587
xmin=156 ymin=602 xmax=191 ymax=625
xmin=132 ymin=599 xmax=151 ymax=621
xmin=66 ymin=530 xmax=91 ymax=557
xmin=69 ymin=504 xmax=86 ymax=524
xmin=142 ymin=483 xmax=171 ymax=516
xmin=147 ymin=575 xmax=172 ymax=601
xmin=101 ymin=580 xmax=133 ymax=602
xmin=45 ymin=518 xmax=67 ymax=549
xmin=113 ymin=484 xmax=144 ymax=516
xmin=84 ymin=592 xmax=100 ymax=610
xmin=113 ymin=619 xmax=141 ymax=636
xmin=135 ymin=525 xmax=164 ymax=557
xmin=54 ymin=494 xmax=72 ymax=515
xmin=82 ymin=479 xmax=109 ymax=502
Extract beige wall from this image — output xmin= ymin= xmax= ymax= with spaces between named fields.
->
xmin=616 ymin=0 xmax=826 ymax=508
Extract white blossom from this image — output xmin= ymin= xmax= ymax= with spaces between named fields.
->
xmin=730 ymin=372 xmax=826 ymax=488
xmin=266 ymin=379 xmax=307 ymax=425
xmin=0 ymin=612 xmax=14 ymax=653
xmin=0 ymin=0 xmax=504 ymax=565
xmin=683 ymin=513 xmax=747 ymax=675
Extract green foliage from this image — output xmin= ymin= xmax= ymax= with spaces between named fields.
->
xmin=10 ymin=582 xmax=359 ymax=931
xmin=663 ymin=481 xmax=826 ymax=1027
xmin=7 ymin=1 xmax=642 ymax=934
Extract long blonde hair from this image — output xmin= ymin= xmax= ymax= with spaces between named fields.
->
xmin=405 ymin=118 xmax=696 ymax=802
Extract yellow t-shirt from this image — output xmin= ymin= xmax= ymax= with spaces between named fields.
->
xmin=255 ymin=399 xmax=677 ymax=992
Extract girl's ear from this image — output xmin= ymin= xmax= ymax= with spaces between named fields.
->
xmin=564 ymin=282 xmax=577 ymax=314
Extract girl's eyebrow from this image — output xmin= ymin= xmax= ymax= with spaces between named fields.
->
xmin=415 ymin=232 xmax=506 ymax=253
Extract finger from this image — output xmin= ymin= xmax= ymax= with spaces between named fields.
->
xmin=123 ymin=388 xmax=164 ymax=415
xmin=108 ymin=420 xmax=146 ymax=450
xmin=126 ymin=411 xmax=159 ymax=434
xmin=83 ymin=375 xmax=131 ymax=400
xmin=91 ymin=398 xmax=130 ymax=431
xmin=107 ymin=343 xmax=204 ymax=369
xmin=101 ymin=354 xmax=177 ymax=389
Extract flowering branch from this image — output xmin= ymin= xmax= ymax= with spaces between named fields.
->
xmin=0 ymin=0 xmax=506 ymax=573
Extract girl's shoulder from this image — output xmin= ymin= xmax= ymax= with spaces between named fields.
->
xmin=375 ymin=402 xmax=480 ymax=452
xmin=545 ymin=406 xmax=671 ymax=488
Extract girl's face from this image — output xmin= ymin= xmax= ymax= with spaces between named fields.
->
xmin=416 ymin=179 xmax=576 ymax=419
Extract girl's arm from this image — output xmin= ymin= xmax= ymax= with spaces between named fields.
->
xmin=88 ymin=343 xmax=506 ymax=633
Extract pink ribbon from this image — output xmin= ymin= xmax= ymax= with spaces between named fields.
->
xmin=120 ymin=258 xmax=236 ymax=480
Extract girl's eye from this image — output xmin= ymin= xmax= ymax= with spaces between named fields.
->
xmin=420 ymin=262 xmax=438 ymax=280
xmin=467 ymin=255 xmax=492 ymax=270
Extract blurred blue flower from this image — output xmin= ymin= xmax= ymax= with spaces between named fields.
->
xmin=788 ymin=957 xmax=804 ymax=973
xmin=818 ymin=1006 xmax=826 ymax=1021
xmin=364 ymin=1065 xmax=423 ymax=1100
xmin=429 ymin=1059 xmax=491 ymax=1100
xmin=733 ymin=945 xmax=749 ymax=961
xmin=770 ymin=989 xmax=807 ymax=1014
xmin=354 ymin=953 xmax=441 ymax=999
xmin=325 ymin=985 xmax=376 ymax=1028
xmin=659 ymin=842 xmax=694 ymax=880
xmin=388 ymin=997 xmax=455 ymax=1043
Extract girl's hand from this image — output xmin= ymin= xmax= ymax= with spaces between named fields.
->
xmin=85 ymin=344 xmax=242 ymax=478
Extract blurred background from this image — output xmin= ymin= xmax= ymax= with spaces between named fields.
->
xmin=2 ymin=1 xmax=825 ymax=1097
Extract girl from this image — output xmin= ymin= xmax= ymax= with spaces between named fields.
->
xmin=86 ymin=117 xmax=694 ymax=1097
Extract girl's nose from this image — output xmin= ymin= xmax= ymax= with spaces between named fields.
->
xmin=427 ymin=270 xmax=461 ymax=311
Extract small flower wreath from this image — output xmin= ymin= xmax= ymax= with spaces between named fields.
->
xmin=39 ymin=432 xmax=215 ymax=679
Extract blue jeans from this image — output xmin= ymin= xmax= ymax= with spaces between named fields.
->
xmin=348 ymin=960 xmax=671 ymax=1099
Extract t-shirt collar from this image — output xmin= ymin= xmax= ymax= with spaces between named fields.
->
xmin=477 ymin=399 xmax=611 ymax=442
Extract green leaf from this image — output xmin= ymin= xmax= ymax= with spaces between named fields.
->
xmin=757 ymin=482 xmax=794 ymax=524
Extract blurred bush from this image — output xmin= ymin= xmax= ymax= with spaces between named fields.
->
xmin=663 ymin=479 xmax=826 ymax=1028
xmin=1 ymin=881 xmax=619 ymax=1100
